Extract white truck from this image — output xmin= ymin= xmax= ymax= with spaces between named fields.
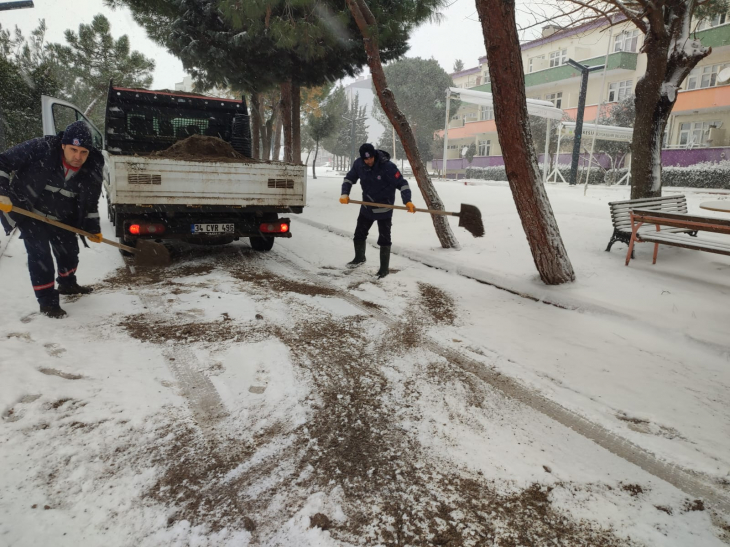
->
xmin=42 ymin=84 xmax=306 ymax=252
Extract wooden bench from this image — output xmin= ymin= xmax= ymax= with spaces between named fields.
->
xmin=626 ymin=209 xmax=730 ymax=266
xmin=606 ymin=195 xmax=696 ymax=253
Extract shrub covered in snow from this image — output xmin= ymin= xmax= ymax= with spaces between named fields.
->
xmin=607 ymin=162 xmax=730 ymax=189
xmin=466 ymin=165 xmax=604 ymax=185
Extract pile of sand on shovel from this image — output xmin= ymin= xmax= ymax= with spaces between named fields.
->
xmin=152 ymin=134 xmax=257 ymax=163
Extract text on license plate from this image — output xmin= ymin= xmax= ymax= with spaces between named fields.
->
xmin=191 ymin=223 xmax=235 ymax=234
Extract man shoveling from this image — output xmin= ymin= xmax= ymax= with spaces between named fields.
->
xmin=0 ymin=121 xmax=104 ymax=318
xmin=340 ymin=143 xmax=415 ymax=279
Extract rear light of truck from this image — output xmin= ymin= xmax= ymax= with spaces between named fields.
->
xmin=260 ymin=222 xmax=289 ymax=234
xmin=128 ymin=223 xmax=166 ymax=236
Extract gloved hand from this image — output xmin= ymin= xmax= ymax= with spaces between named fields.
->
xmin=405 ymin=202 xmax=416 ymax=214
xmin=339 ymin=195 xmax=350 ymax=205
xmin=0 ymin=195 xmax=12 ymax=213
xmin=87 ymin=233 xmax=103 ymax=243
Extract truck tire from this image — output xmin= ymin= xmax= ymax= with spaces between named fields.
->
xmin=249 ymin=236 xmax=274 ymax=252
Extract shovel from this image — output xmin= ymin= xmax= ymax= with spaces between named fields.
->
xmin=349 ymin=199 xmax=485 ymax=238
xmin=9 ymin=206 xmax=171 ymax=267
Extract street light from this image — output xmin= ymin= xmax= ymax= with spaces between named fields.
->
xmin=566 ymin=58 xmax=604 ymax=185
xmin=0 ymin=1 xmax=34 ymax=10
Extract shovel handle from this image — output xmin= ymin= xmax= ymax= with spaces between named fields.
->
xmin=10 ymin=206 xmax=139 ymax=253
xmin=348 ymin=199 xmax=457 ymax=217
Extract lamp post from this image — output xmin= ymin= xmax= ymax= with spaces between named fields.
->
xmin=566 ymin=59 xmax=604 ymax=185
xmin=0 ymin=1 xmax=34 ymax=10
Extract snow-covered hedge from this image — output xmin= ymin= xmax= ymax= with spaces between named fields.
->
xmin=467 ymin=161 xmax=730 ymax=189
xmin=465 ymin=165 xmax=605 ymax=185
xmin=607 ymin=162 xmax=730 ymax=189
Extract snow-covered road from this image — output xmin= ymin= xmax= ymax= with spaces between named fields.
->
xmin=1 ymin=179 xmax=729 ymax=545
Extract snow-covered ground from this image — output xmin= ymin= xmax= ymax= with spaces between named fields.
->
xmin=1 ymin=174 xmax=729 ymax=545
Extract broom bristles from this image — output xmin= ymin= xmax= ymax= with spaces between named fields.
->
xmin=458 ymin=204 xmax=485 ymax=238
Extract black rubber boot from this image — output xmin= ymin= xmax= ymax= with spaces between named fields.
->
xmin=347 ymin=240 xmax=367 ymax=268
xmin=58 ymin=284 xmax=93 ymax=295
xmin=377 ymin=246 xmax=391 ymax=279
xmin=40 ymin=305 xmax=67 ymax=319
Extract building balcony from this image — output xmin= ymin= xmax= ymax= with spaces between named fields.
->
xmin=471 ymin=51 xmax=639 ymax=93
xmin=697 ymin=23 xmax=730 ymax=49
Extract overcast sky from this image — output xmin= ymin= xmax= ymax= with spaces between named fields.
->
xmin=1 ymin=0 xmax=542 ymax=90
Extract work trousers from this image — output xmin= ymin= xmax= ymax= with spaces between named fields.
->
xmin=20 ymin=220 xmax=79 ymax=307
xmin=354 ymin=211 xmax=392 ymax=247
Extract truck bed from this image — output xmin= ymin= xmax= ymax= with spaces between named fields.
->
xmin=104 ymin=153 xmax=306 ymax=208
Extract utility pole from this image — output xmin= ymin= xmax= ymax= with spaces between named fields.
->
xmin=566 ymin=59 xmax=604 ymax=185
xmin=0 ymin=1 xmax=34 ymax=10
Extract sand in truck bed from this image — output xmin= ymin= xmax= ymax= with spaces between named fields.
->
xmin=150 ymin=134 xmax=275 ymax=164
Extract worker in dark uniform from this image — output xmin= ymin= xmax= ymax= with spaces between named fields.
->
xmin=0 ymin=121 xmax=104 ymax=318
xmin=340 ymin=143 xmax=415 ymax=278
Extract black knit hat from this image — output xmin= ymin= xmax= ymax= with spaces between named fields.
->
xmin=359 ymin=143 xmax=376 ymax=160
xmin=61 ymin=120 xmax=94 ymax=150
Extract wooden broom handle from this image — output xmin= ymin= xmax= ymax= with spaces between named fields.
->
xmin=10 ymin=206 xmax=138 ymax=253
xmin=349 ymin=199 xmax=456 ymax=216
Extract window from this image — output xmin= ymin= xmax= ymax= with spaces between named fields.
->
xmin=685 ymin=63 xmax=730 ymax=90
xmin=613 ymin=30 xmax=640 ymax=53
xmin=462 ymin=112 xmax=477 ymax=122
xmin=544 ymin=92 xmax=563 ymax=109
xmin=678 ymin=121 xmax=721 ymax=146
xmin=528 ymin=55 xmax=545 ymax=73
xmin=549 ymin=49 xmax=567 ymax=68
xmin=697 ymin=13 xmax=727 ymax=30
xmin=478 ymin=140 xmax=491 ymax=156
xmin=608 ymin=80 xmax=633 ymax=102
xmin=483 ymin=71 xmax=491 ymax=84
xmin=479 ymin=105 xmax=494 ymax=121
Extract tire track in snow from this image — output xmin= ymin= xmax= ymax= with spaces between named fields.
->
xmin=125 ymin=270 xmax=228 ymax=429
xmin=270 ymin=248 xmax=730 ymax=516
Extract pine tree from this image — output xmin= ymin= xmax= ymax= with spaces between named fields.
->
xmin=0 ymin=21 xmax=61 ymax=150
xmin=49 ymin=14 xmax=154 ymax=130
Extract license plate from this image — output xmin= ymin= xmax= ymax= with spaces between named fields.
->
xmin=191 ymin=223 xmax=234 ymax=234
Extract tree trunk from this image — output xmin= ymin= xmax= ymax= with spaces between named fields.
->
xmin=346 ymin=0 xmax=459 ymax=250
xmin=630 ymin=9 xmax=710 ymax=199
xmin=280 ymin=80 xmax=293 ymax=163
xmin=84 ymin=95 xmax=102 ymax=117
xmin=312 ymin=140 xmax=319 ymax=179
xmin=250 ymin=92 xmax=262 ymax=160
xmin=292 ymin=82 xmax=301 ymax=164
xmin=273 ymin=103 xmax=283 ymax=162
xmin=475 ymin=0 xmax=575 ymax=285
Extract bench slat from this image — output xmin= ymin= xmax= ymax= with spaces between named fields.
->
xmin=609 ymin=196 xmax=686 ymax=206
xmin=637 ymin=233 xmax=730 ymax=256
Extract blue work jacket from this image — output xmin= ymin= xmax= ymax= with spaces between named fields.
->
xmin=0 ymin=135 xmax=103 ymax=235
xmin=341 ymin=150 xmax=412 ymax=220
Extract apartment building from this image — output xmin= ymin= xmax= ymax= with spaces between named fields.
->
xmin=439 ymin=14 xmax=730 ymax=172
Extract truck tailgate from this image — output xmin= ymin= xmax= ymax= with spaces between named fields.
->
xmin=108 ymin=155 xmax=306 ymax=207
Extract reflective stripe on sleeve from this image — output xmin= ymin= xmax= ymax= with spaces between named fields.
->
xmin=44 ymin=185 xmax=78 ymax=198
xmin=373 ymin=207 xmax=391 ymax=214
xmin=2 ymin=211 xmax=15 ymax=228
xmin=399 ymin=183 xmax=411 ymax=192
xmin=31 ymin=208 xmax=59 ymax=221
xmin=0 ymin=170 xmax=9 ymax=179
xmin=86 ymin=212 xmax=100 ymax=219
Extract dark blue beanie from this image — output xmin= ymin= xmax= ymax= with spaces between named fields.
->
xmin=359 ymin=143 xmax=375 ymax=160
xmin=61 ymin=121 xmax=94 ymax=150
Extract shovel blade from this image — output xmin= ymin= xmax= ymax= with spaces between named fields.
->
xmin=133 ymin=240 xmax=171 ymax=267
xmin=458 ymin=203 xmax=485 ymax=238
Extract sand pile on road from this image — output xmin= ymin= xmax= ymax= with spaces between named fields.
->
xmin=152 ymin=134 xmax=256 ymax=163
